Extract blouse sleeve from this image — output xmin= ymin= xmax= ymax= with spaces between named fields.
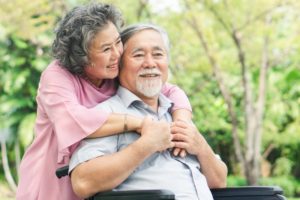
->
xmin=38 ymin=66 xmax=110 ymax=163
xmin=161 ymin=82 xmax=192 ymax=112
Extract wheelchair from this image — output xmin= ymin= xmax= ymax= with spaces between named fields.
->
xmin=56 ymin=166 xmax=287 ymax=200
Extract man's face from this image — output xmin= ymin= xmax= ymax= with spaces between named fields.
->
xmin=119 ymin=29 xmax=169 ymax=99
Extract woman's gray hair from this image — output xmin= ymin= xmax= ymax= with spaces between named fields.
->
xmin=52 ymin=3 xmax=123 ymax=76
xmin=120 ymin=23 xmax=170 ymax=56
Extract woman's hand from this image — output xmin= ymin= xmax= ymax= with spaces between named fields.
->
xmin=171 ymin=120 xmax=187 ymax=157
xmin=171 ymin=109 xmax=192 ymax=157
xmin=171 ymin=120 xmax=206 ymax=157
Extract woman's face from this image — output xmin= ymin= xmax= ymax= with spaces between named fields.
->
xmin=84 ymin=22 xmax=123 ymax=87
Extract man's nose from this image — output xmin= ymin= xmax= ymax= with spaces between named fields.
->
xmin=142 ymin=55 xmax=156 ymax=68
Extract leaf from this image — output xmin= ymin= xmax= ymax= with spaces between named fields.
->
xmin=18 ymin=113 xmax=36 ymax=147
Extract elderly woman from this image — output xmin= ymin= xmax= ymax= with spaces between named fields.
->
xmin=16 ymin=3 xmax=192 ymax=200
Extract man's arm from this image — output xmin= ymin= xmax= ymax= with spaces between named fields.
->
xmin=70 ymin=117 xmax=174 ymax=199
xmin=171 ymin=121 xmax=228 ymax=188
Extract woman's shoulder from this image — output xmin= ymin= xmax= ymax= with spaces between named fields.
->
xmin=43 ymin=60 xmax=71 ymax=75
xmin=41 ymin=60 xmax=75 ymax=82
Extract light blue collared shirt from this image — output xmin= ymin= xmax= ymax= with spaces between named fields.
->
xmin=69 ymin=86 xmax=214 ymax=200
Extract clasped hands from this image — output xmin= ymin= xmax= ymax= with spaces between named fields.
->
xmin=140 ymin=116 xmax=204 ymax=157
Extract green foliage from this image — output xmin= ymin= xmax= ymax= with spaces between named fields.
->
xmin=0 ymin=35 xmax=50 ymax=144
xmin=0 ymin=0 xmax=64 ymax=42
xmin=273 ymin=157 xmax=294 ymax=177
xmin=227 ymin=175 xmax=247 ymax=187
xmin=260 ymin=176 xmax=300 ymax=197
xmin=18 ymin=113 xmax=36 ymax=147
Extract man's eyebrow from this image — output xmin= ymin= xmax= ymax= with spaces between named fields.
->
xmin=131 ymin=47 xmax=144 ymax=53
xmin=153 ymin=46 xmax=164 ymax=51
xmin=131 ymin=46 xmax=164 ymax=53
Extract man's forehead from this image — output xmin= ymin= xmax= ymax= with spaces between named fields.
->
xmin=131 ymin=46 xmax=164 ymax=53
xmin=125 ymin=31 xmax=165 ymax=51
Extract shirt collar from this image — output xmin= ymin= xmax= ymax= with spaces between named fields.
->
xmin=116 ymin=86 xmax=173 ymax=110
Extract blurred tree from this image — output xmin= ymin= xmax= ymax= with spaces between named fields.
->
xmin=0 ymin=0 xmax=65 ymax=42
xmin=176 ymin=0 xmax=300 ymax=185
xmin=0 ymin=0 xmax=67 ymax=192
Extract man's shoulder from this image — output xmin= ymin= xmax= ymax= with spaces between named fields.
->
xmin=96 ymin=94 xmax=124 ymax=112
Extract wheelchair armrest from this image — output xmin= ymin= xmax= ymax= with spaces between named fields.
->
xmin=55 ymin=166 xmax=286 ymax=200
xmin=55 ymin=166 xmax=174 ymax=199
xmin=89 ymin=189 xmax=175 ymax=200
xmin=55 ymin=165 xmax=69 ymax=178
xmin=211 ymin=186 xmax=286 ymax=200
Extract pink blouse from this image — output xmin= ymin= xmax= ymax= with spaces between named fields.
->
xmin=16 ymin=60 xmax=192 ymax=200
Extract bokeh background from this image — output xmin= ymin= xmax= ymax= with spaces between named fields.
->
xmin=0 ymin=0 xmax=300 ymax=199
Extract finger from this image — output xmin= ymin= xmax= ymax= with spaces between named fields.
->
xmin=172 ymin=133 xmax=188 ymax=142
xmin=173 ymin=147 xmax=180 ymax=156
xmin=171 ymin=126 xmax=187 ymax=135
xmin=169 ymin=142 xmax=175 ymax=149
xmin=174 ymin=141 xmax=187 ymax=149
xmin=179 ymin=149 xmax=187 ymax=158
xmin=173 ymin=120 xmax=189 ymax=128
xmin=170 ymin=121 xmax=176 ymax=128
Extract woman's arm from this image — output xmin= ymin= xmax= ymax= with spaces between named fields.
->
xmin=39 ymin=65 xmax=144 ymax=163
xmin=161 ymin=82 xmax=192 ymax=113
xmin=87 ymin=114 xmax=143 ymax=138
xmin=91 ymin=82 xmax=192 ymax=138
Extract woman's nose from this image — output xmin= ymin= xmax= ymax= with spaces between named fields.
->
xmin=111 ymin=45 xmax=122 ymax=59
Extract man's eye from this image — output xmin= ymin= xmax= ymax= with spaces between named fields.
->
xmin=133 ymin=54 xmax=144 ymax=57
xmin=154 ymin=53 xmax=163 ymax=57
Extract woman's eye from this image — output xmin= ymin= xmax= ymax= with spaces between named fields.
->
xmin=103 ymin=47 xmax=111 ymax=52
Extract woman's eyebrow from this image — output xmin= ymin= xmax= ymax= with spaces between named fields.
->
xmin=99 ymin=36 xmax=121 ymax=49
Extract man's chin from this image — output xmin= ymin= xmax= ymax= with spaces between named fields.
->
xmin=136 ymin=80 xmax=162 ymax=97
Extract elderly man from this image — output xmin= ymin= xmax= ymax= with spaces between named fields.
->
xmin=69 ymin=24 xmax=227 ymax=200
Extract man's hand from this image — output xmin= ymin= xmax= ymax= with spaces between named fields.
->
xmin=140 ymin=116 xmax=175 ymax=153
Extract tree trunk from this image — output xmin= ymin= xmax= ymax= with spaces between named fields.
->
xmin=184 ymin=0 xmax=272 ymax=185
xmin=15 ymin=140 xmax=21 ymax=178
xmin=1 ymin=139 xmax=17 ymax=192
xmin=184 ymin=2 xmax=246 ymax=176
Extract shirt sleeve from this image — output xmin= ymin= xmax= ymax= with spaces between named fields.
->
xmin=38 ymin=66 xmax=110 ymax=163
xmin=69 ymin=136 xmax=118 ymax=173
xmin=161 ymin=82 xmax=192 ymax=112
xmin=68 ymin=98 xmax=119 ymax=172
